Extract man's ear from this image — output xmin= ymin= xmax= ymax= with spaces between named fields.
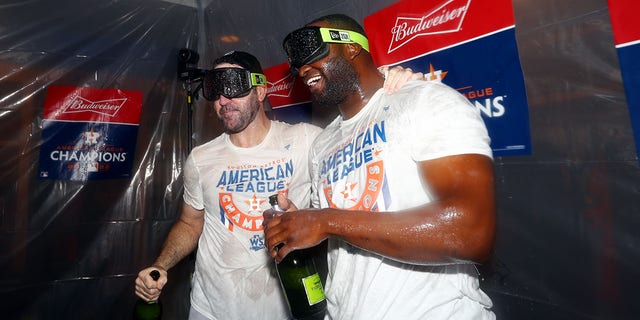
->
xmin=256 ymin=85 xmax=268 ymax=101
xmin=345 ymin=42 xmax=364 ymax=60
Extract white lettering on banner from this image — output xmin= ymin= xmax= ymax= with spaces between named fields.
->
xmin=62 ymin=95 xmax=127 ymax=117
xmin=474 ymin=96 xmax=505 ymax=118
xmin=460 ymin=86 xmax=506 ymax=118
xmin=267 ymin=75 xmax=295 ymax=98
xmin=388 ymin=0 xmax=471 ymax=53
xmin=50 ymin=150 xmax=127 ymax=162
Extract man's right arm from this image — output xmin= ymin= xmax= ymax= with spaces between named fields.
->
xmin=134 ymin=202 xmax=204 ymax=301
xmin=153 ymin=202 xmax=204 ymax=270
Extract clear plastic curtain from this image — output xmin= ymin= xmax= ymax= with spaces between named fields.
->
xmin=1 ymin=0 xmax=638 ymax=319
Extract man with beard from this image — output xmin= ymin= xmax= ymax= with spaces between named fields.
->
xmin=134 ymin=50 xmax=423 ymax=319
xmin=263 ymin=14 xmax=497 ymax=319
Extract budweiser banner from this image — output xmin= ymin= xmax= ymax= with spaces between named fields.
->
xmin=365 ymin=0 xmax=531 ymax=156
xmin=608 ymin=0 xmax=640 ymax=161
xmin=38 ymin=86 xmax=143 ymax=180
xmin=264 ymin=62 xmax=312 ymax=124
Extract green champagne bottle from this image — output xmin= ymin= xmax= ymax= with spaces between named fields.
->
xmin=269 ymin=194 xmax=327 ymax=320
xmin=133 ymin=269 xmax=162 ymax=320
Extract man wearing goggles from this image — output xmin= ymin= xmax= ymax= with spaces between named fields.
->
xmin=202 ymin=67 xmax=267 ymax=101
xmin=201 ymin=54 xmax=269 ymax=134
xmin=283 ymin=25 xmax=370 ymax=75
xmin=283 ymin=24 xmax=421 ymax=96
xmin=135 ymin=50 xmax=323 ymax=320
xmin=264 ymin=14 xmax=496 ymax=319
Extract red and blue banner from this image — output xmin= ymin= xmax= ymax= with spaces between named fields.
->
xmin=608 ymin=0 xmax=640 ymax=162
xmin=364 ymin=0 xmax=531 ymax=156
xmin=265 ymin=62 xmax=312 ymax=124
xmin=38 ymin=86 xmax=143 ymax=180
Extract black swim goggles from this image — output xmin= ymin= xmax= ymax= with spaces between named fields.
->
xmin=202 ymin=67 xmax=267 ymax=101
xmin=282 ymin=26 xmax=370 ymax=74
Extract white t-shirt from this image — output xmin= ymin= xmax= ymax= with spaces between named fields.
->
xmin=183 ymin=120 xmax=322 ymax=320
xmin=309 ymin=81 xmax=495 ymax=319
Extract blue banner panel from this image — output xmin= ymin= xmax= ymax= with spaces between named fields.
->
xmin=616 ymin=44 xmax=640 ymax=159
xmin=608 ymin=0 xmax=640 ymax=161
xmin=37 ymin=86 xmax=142 ymax=180
xmin=365 ymin=0 xmax=531 ymax=157
xmin=398 ymin=29 xmax=530 ymax=155
xmin=39 ymin=121 xmax=139 ymax=180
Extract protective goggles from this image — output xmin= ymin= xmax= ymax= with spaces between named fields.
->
xmin=202 ymin=67 xmax=267 ymax=101
xmin=282 ymin=26 xmax=370 ymax=73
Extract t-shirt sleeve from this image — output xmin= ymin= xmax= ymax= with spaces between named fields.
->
xmin=408 ymin=83 xmax=493 ymax=161
xmin=308 ymin=127 xmax=324 ymax=210
xmin=182 ymin=153 xmax=204 ymax=210
xmin=309 ymin=147 xmax=321 ymax=209
xmin=302 ymin=122 xmax=323 ymax=146
xmin=307 ymin=125 xmax=322 ymax=208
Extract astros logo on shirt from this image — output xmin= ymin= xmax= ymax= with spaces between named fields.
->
xmin=218 ymin=193 xmax=267 ymax=232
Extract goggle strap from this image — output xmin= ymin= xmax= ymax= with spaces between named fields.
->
xmin=319 ymin=28 xmax=370 ymax=52
xmin=250 ymin=73 xmax=267 ymax=86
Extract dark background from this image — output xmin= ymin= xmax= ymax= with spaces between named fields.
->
xmin=1 ymin=0 xmax=638 ymax=319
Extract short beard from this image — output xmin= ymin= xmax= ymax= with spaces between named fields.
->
xmin=312 ymin=55 xmax=360 ymax=109
xmin=218 ymin=90 xmax=260 ymax=134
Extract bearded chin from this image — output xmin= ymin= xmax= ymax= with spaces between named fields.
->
xmin=312 ymin=91 xmax=342 ymax=109
xmin=219 ymin=91 xmax=260 ymax=134
xmin=312 ymin=56 xmax=359 ymax=108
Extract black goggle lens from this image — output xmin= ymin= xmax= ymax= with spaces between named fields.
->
xmin=203 ymin=68 xmax=264 ymax=101
xmin=283 ymin=26 xmax=329 ymax=74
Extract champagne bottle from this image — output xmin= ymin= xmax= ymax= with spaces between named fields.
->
xmin=269 ymin=194 xmax=327 ymax=320
xmin=133 ymin=269 xmax=162 ymax=320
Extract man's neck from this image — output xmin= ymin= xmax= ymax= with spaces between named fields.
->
xmin=339 ymin=71 xmax=385 ymax=120
xmin=228 ymin=113 xmax=271 ymax=148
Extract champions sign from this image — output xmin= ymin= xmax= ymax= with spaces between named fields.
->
xmin=607 ymin=0 xmax=640 ymax=162
xmin=38 ymin=86 xmax=143 ymax=180
xmin=365 ymin=0 xmax=531 ymax=156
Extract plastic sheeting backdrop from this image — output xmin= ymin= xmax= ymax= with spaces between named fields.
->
xmin=1 ymin=0 xmax=639 ymax=319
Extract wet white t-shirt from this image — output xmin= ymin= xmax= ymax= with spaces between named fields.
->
xmin=309 ymin=81 xmax=495 ymax=319
xmin=183 ymin=120 xmax=322 ymax=319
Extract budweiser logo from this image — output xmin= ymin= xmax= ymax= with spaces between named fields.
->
xmin=267 ymin=75 xmax=295 ymax=98
xmin=388 ymin=0 xmax=470 ymax=53
xmin=62 ymin=95 xmax=127 ymax=117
